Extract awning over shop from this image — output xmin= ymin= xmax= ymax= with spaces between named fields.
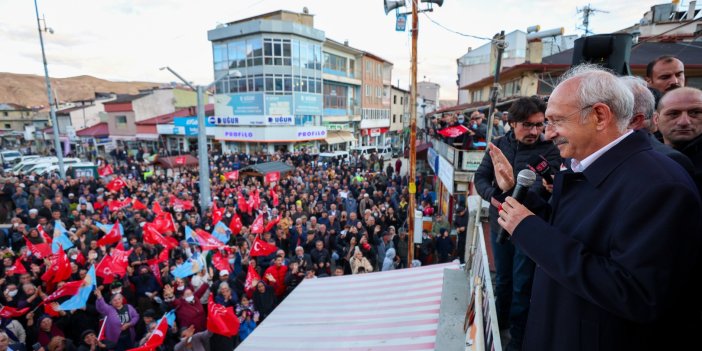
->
xmin=239 ymin=161 xmax=294 ymax=176
xmin=237 ymin=262 xmax=460 ymax=351
xmin=323 ymin=130 xmax=355 ymax=144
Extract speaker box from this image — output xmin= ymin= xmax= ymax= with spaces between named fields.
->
xmin=571 ymin=33 xmax=633 ymax=76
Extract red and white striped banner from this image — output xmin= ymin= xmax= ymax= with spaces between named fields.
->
xmin=237 ymin=262 xmax=459 ymax=350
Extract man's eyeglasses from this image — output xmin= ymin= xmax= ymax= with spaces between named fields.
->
xmin=544 ymin=105 xmax=593 ymax=130
xmin=519 ymin=122 xmax=545 ymax=129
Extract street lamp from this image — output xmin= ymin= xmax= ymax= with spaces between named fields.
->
xmin=33 ymin=0 xmax=65 ymax=179
xmin=159 ymin=67 xmax=241 ymax=215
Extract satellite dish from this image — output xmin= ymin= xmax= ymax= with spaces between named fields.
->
xmin=303 ymin=7 xmax=309 ymax=14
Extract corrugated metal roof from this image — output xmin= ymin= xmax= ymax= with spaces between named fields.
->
xmin=76 ymin=122 xmax=109 ymax=137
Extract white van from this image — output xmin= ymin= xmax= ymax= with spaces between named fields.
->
xmin=351 ymin=145 xmax=393 ymax=160
xmin=0 ymin=150 xmax=22 ymax=168
xmin=25 ymin=158 xmax=81 ymax=175
xmin=318 ymin=151 xmax=350 ymax=166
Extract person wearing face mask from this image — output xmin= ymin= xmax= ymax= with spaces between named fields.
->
xmin=163 ymin=279 xmax=210 ymax=332
xmin=94 ymin=288 xmax=140 ymax=351
xmin=128 ymin=265 xmax=160 ymax=314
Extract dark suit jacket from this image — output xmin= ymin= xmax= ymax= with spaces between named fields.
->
xmin=512 ymin=131 xmax=702 ymax=351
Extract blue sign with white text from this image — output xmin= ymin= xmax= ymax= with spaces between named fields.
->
xmin=294 ymin=93 xmax=323 ymax=115
xmin=174 ymin=117 xmax=213 ymax=136
xmin=227 ymin=93 xmax=264 ymax=115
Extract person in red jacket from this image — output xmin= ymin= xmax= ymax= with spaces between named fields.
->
xmin=263 ymin=256 xmax=288 ymax=298
xmin=163 ymin=281 xmax=210 ymax=332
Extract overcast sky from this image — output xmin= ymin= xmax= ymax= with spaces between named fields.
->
xmin=2 ymin=0 xmax=669 ymax=101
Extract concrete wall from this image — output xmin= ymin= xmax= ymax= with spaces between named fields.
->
xmin=107 ymin=111 xmax=136 ymax=136
xmin=132 ymin=90 xmax=178 ymax=122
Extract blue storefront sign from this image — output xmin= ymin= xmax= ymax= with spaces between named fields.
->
xmin=174 ymin=117 xmax=214 ymax=136
xmin=227 ymin=93 xmax=264 ymax=115
xmin=294 ymin=93 xmax=323 ymax=115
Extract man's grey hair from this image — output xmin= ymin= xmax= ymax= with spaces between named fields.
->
xmin=619 ymin=75 xmax=655 ymax=122
xmin=559 ymin=64 xmax=634 ymax=132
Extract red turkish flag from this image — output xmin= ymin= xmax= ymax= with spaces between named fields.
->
xmin=211 ymin=202 xmax=223 ymax=225
xmin=127 ymin=315 xmax=169 ymax=351
xmin=38 ymin=224 xmax=52 ymax=244
xmin=25 ymin=238 xmax=52 ymax=259
xmin=252 ymin=189 xmax=261 ymax=210
xmin=152 ymin=201 xmax=164 ymax=215
xmin=264 ymin=215 xmax=281 ymax=233
xmin=97 ymin=220 xmax=122 ymax=247
xmin=250 ymin=214 xmax=264 ymax=235
xmin=41 ymin=246 xmax=71 ymax=283
xmin=270 ymin=188 xmax=279 ymax=206
xmin=6 ymin=259 xmax=28 ymax=275
xmin=143 ymin=223 xmax=178 ymax=249
xmin=207 ymin=295 xmax=239 ymax=337
xmin=437 ymin=125 xmax=470 ymax=138
xmin=106 ymin=177 xmax=127 ymax=193
xmin=0 ymin=306 xmax=29 ymax=319
xmin=95 ymin=255 xmax=125 ymax=284
xmin=250 ymin=237 xmax=277 ymax=257
xmin=237 ymin=193 xmax=250 ymax=214
xmin=264 ymin=171 xmax=280 ymax=184
xmin=146 ymin=248 xmax=170 ymax=266
xmin=153 ymin=213 xmax=176 ymax=234
xmin=44 ymin=280 xmax=83 ymax=302
xmin=228 ymin=214 xmax=243 ymax=235
xmin=193 ymin=228 xmax=225 ymax=251
xmin=175 ymin=155 xmax=187 ymax=165
xmin=211 ymin=251 xmax=230 ymax=272
xmin=224 ymin=170 xmax=239 ymax=181
xmin=244 ymin=264 xmax=261 ymax=299
xmin=98 ymin=164 xmax=114 ymax=177
xmin=132 ymin=198 xmax=147 ymax=211
xmin=44 ymin=303 xmax=60 ymax=317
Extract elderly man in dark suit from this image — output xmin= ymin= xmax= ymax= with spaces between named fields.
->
xmin=491 ymin=64 xmax=702 ymax=351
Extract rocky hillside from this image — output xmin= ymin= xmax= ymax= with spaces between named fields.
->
xmin=0 ymin=72 xmax=163 ymax=108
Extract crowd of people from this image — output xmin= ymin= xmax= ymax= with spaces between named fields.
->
xmin=0 ymin=144 xmax=462 ymax=351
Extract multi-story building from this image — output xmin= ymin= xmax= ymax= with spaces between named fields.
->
xmin=0 ymin=103 xmax=48 ymax=132
xmin=456 ymin=29 xmax=577 ymax=104
xmin=359 ymin=52 xmax=393 ymax=147
xmin=207 ymin=10 xmax=327 ymax=154
xmin=321 ymin=38 xmax=362 ymax=152
xmin=390 ymin=85 xmax=410 ymax=149
xmin=102 ymin=88 xmax=197 ymax=152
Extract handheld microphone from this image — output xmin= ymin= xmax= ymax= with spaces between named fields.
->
xmin=527 ymin=154 xmax=553 ymax=184
xmin=497 ymin=169 xmax=536 ymax=245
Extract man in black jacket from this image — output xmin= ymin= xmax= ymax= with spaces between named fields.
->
xmin=474 ymin=96 xmax=561 ymax=351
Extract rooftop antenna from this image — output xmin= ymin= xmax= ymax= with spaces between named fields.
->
xmin=577 ymin=4 xmax=608 ymax=36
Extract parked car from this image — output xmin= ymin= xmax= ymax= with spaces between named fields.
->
xmin=318 ymin=151 xmax=350 ymax=166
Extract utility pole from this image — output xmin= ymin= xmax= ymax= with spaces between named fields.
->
xmin=34 ymin=0 xmax=65 ymax=179
xmin=407 ymin=0 xmax=419 ymax=265
xmin=485 ymin=31 xmax=506 ymax=144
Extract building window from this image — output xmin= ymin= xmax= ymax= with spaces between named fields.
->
xmin=2 ymin=112 xmax=8 ymax=117
xmin=393 ymin=95 xmax=397 ymax=104
xmin=349 ymin=59 xmax=355 ymax=77
xmin=365 ymin=61 xmax=371 ymax=77
xmin=324 ymin=84 xmax=348 ymax=109
xmin=323 ymin=53 xmax=348 ymax=74
xmin=365 ymin=85 xmax=370 ymax=97
xmin=376 ymin=87 xmax=381 ymax=98
xmin=393 ymin=114 xmax=396 ymax=123
xmin=3 ymin=124 xmax=10 ymax=129
xmin=263 ymin=38 xmax=292 ymax=66
xmin=471 ymin=90 xmax=483 ymax=103
xmin=115 ymin=115 xmax=127 ymax=128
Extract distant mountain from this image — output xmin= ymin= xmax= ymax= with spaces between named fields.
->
xmin=0 ymin=72 xmax=163 ymax=108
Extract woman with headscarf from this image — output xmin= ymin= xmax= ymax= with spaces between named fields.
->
xmin=252 ymin=281 xmax=276 ymax=322
xmin=349 ymin=246 xmax=373 ymax=274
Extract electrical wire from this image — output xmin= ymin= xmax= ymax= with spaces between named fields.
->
xmin=409 ymin=0 xmax=493 ymax=42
